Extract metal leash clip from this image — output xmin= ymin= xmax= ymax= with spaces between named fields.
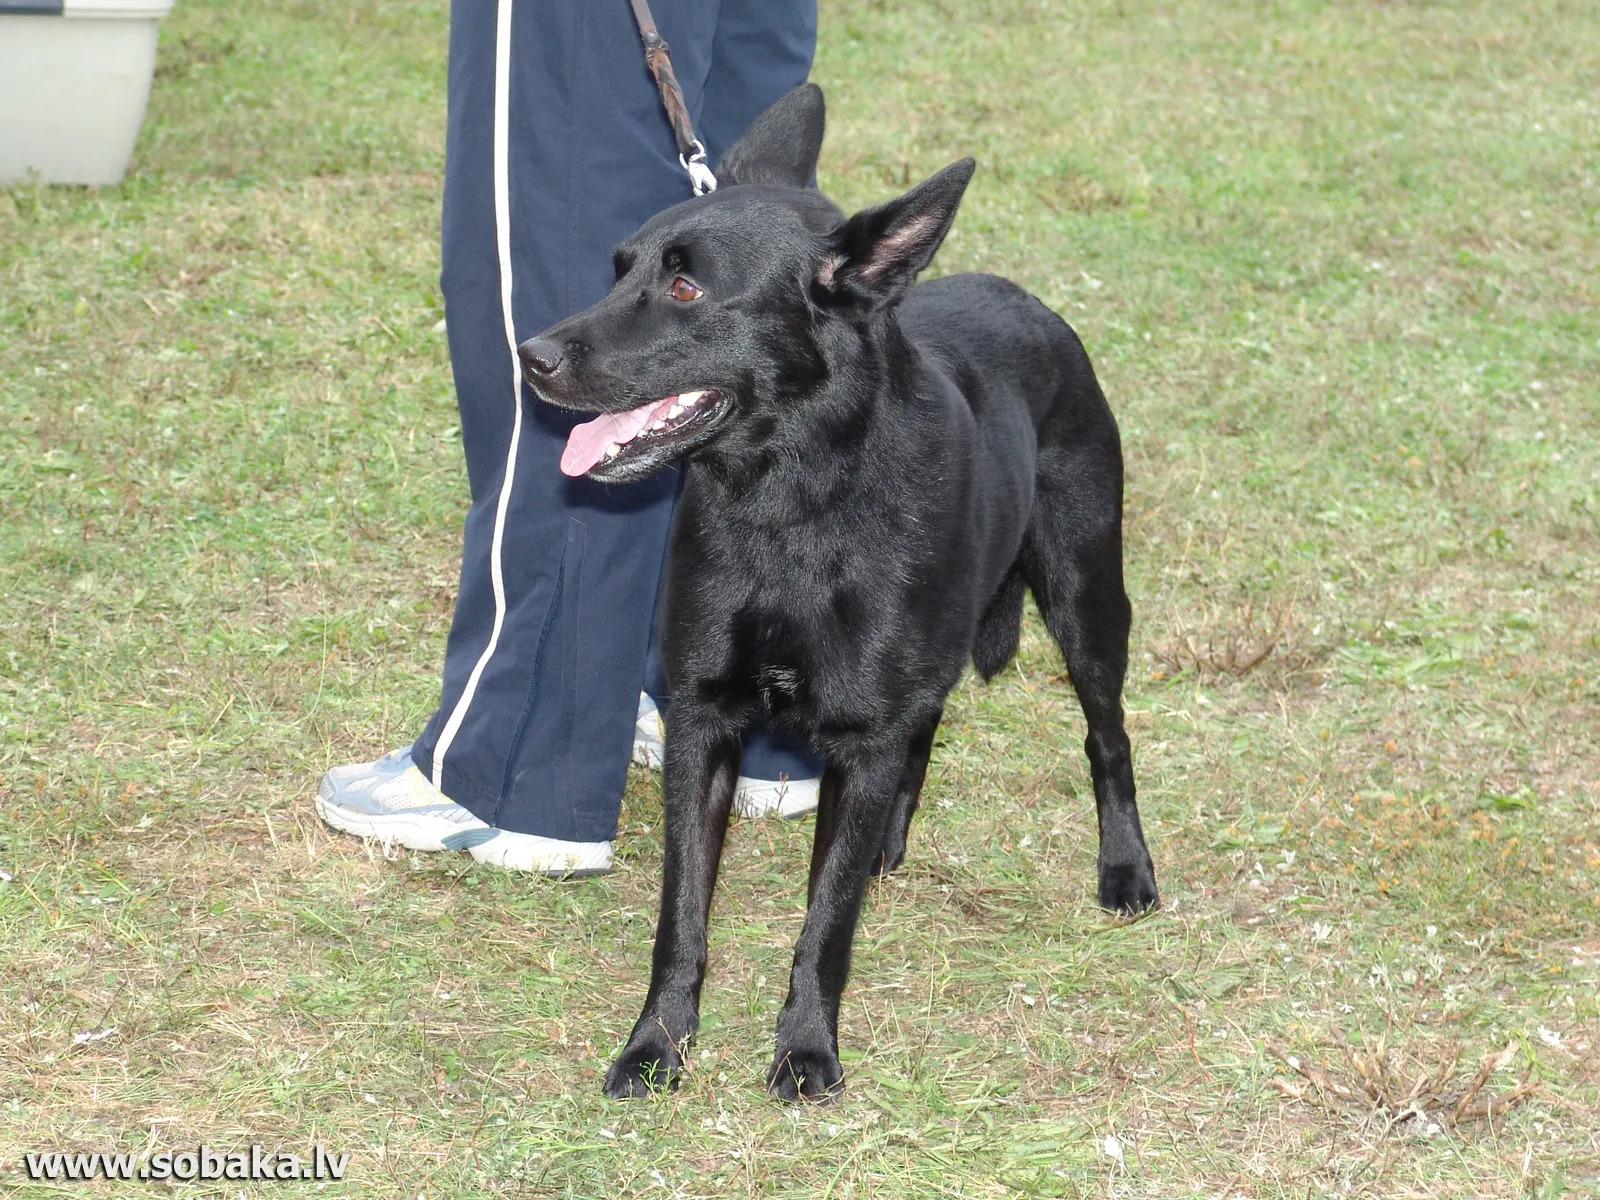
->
xmin=680 ymin=140 xmax=717 ymax=196
xmin=631 ymin=0 xmax=719 ymax=199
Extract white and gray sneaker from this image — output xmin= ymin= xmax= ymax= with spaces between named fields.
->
xmin=733 ymin=775 xmax=821 ymax=820
xmin=631 ymin=693 xmax=820 ymax=820
xmin=322 ymin=742 xmax=415 ymax=791
xmin=315 ymin=755 xmax=611 ymax=876
xmin=632 ymin=693 xmax=665 ymax=770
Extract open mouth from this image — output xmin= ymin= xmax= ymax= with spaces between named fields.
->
xmin=559 ymin=388 xmax=724 ymax=477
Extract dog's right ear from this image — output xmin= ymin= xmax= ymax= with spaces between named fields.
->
xmin=718 ymin=83 xmax=825 ymax=188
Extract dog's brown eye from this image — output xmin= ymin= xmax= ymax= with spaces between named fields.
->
xmin=669 ymin=276 xmax=701 ymax=302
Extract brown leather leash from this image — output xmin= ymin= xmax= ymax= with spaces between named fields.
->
xmin=628 ymin=0 xmax=717 ymax=195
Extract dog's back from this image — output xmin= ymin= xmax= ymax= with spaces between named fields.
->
xmin=901 ymin=272 xmax=1121 ymax=455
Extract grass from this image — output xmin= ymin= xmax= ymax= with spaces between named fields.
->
xmin=2 ymin=0 xmax=1597 ymax=1194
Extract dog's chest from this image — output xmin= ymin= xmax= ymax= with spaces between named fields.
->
xmin=699 ymin=564 xmax=874 ymax=716
xmin=751 ymin=660 xmax=804 ymax=710
xmin=673 ymin=485 xmax=944 ymax=719
xmin=724 ymin=601 xmax=822 ymax=715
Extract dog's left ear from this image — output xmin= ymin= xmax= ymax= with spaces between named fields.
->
xmin=817 ymin=158 xmax=975 ymax=308
xmin=719 ymin=83 xmax=826 ymax=188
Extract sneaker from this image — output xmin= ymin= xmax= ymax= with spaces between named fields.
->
xmin=466 ymin=829 xmax=612 ymax=876
xmin=734 ymin=774 xmax=820 ymax=820
xmin=317 ymin=760 xmax=493 ymax=852
xmin=323 ymin=743 xmax=415 ymax=787
xmin=316 ymin=758 xmax=612 ymax=875
xmin=632 ymin=693 xmax=665 ymax=769
xmin=631 ymin=694 xmax=820 ymax=820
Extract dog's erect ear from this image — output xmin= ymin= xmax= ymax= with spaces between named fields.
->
xmin=718 ymin=83 xmax=826 ymax=188
xmin=818 ymin=158 xmax=975 ymax=307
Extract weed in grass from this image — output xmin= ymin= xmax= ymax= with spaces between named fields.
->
xmin=1267 ymin=1030 xmax=1538 ymax=1132
xmin=1150 ymin=592 xmax=1320 ymax=681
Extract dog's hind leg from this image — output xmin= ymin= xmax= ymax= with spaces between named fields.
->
xmin=769 ymin=737 xmax=905 ymax=1101
xmin=604 ymin=707 xmax=741 ymax=1098
xmin=1021 ymin=456 xmax=1158 ymax=915
xmin=872 ymin=706 xmax=941 ymax=877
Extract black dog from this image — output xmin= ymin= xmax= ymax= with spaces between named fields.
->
xmin=520 ymin=84 xmax=1157 ymax=1102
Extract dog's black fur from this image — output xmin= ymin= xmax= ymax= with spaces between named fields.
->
xmin=521 ymin=85 xmax=1157 ymax=1102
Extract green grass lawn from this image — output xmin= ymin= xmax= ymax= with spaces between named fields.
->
xmin=3 ymin=0 xmax=1598 ymax=1194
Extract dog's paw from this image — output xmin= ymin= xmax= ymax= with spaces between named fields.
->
xmin=766 ymin=1043 xmax=844 ymax=1103
xmin=602 ymin=1040 xmax=683 ymax=1099
xmin=1098 ymin=858 xmax=1159 ymax=916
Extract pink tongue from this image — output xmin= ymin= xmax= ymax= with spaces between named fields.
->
xmin=560 ymin=396 xmax=677 ymax=477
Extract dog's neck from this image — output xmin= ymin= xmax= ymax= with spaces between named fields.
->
xmin=689 ymin=313 xmax=920 ymax=516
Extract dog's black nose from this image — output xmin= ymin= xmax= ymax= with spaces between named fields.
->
xmin=519 ymin=337 xmax=565 ymax=377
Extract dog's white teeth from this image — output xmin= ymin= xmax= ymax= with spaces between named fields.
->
xmin=679 ymin=390 xmax=706 ymax=404
xmin=667 ymin=404 xmax=684 ymax=419
xmin=603 ymin=443 xmax=621 ymax=459
xmin=648 ymin=419 xmax=666 ymax=431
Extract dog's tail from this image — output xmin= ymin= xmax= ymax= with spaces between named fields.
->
xmin=972 ymin=564 xmax=1025 ymax=681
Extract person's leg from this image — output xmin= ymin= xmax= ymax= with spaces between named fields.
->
xmin=696 ymin=0 xmax=817 ymax=168
xmin=323 ymin=0 xmax=720 ymax=869
xmin=412 ymin=0 xmax=734 ymax=845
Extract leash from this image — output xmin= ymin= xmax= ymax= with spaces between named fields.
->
xmin=627 ymin=0 xmax=717 ymax=195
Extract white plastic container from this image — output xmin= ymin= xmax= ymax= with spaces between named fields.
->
xmin=0 ymin=0 xmax=176 ymax=186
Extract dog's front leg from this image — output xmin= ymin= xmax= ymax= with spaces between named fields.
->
xmin=603 ymin=711 xmax=739 ymax=1099
xmin=767 ymin=740 xmax=903 ymax=1102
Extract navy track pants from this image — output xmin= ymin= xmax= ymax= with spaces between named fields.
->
xmin=410 ymin=0 xmax=822 ymax=842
